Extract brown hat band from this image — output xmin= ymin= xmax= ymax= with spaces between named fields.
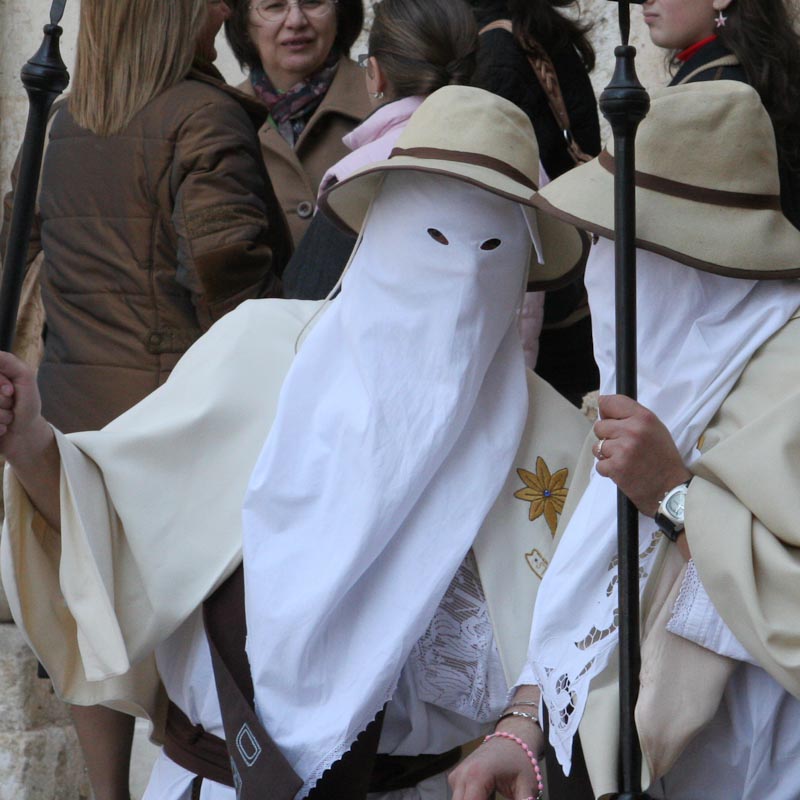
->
xmin=390 ymin=147 xmax=538 ymax=191
xmin=598 ymin=150 xmax=781 ymax=210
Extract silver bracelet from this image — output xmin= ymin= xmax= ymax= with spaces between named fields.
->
xmin=497 ymin=710 xmax=540 ymax=727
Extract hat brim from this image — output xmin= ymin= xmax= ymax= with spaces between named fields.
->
xmin=318 ymin=158 xmax=590 ymax=291
xmin=533 ymin=156 xmax=800 ymax=280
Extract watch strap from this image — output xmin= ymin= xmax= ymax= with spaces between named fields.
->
xmin=654 ymin=480 xmax=691 ymax=542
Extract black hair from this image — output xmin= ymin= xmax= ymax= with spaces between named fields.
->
xmin=717 ymin=0 xmax=800 ymax=169
xmin=467 ymin=0 xmax=595 ymax=70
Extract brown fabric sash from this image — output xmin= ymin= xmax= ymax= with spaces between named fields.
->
xmin=163 ymin=701 xmax=235 ymax=788
xmin=203 ymin=564 xmax=388 ymax=800
xmin=598 ymin=150 xmax=782 ymax=210
xmin=389 ymin=147 xmax=537 ymax=190
xmin=203 ymin=565 xmax=303 ymax=800
xmin=164 ymin=568 xmax=463 ymax=796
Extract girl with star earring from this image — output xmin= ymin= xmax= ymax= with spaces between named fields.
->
xmin=641 ymin=0 xmax=800 ymax=228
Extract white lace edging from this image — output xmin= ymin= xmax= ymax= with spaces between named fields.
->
xmin=666 ymin=559 xmax=702 ymax=637
xmin=406 ymin=551 xmax=506 ymax=723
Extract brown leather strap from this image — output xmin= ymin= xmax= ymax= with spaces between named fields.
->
xmin=203 ymin=565 xmax=303 ymax=800
xmin=163 ymin=701 xmax=235 ymax=788
xmin=479 ymin=19 xmax=592 ymax=165
xmin=598 ymin=150 xmax=782 ymax=209
xmin=203 ymin=564 xmax=387 ymax=800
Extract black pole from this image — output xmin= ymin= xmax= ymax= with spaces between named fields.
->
xmin=599 ymin=3 xmax=651 ymax=798
xmin=0 ymin=0 xmax=69 ymax=351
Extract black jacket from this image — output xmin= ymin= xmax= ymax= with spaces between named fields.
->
xmin=470 ymin=3 xmax=601 ymax=404
xmin=471 ymin=4 xmax=601 ymax=180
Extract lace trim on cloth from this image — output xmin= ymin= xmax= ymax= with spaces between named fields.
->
xmin=667 ymin=559 xmax=702 ymax=636
xmin=534 ymin=528 xmax=664 ymax=767
xmin=407 ymin=551 xmax=507 ymax=723
xmin=301 ymin=553 xmax=504 ymax=797
xmin=666 ymin=560 xmax=755 ymax=665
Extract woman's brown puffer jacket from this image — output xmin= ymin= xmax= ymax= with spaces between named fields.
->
xmin=4 ymin=67 xmax=292 ymax=433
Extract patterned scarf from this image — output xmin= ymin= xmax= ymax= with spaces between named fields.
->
xmin=250 ymin=51 xmax=340 ymax=145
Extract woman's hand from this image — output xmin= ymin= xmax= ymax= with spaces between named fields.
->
xmin=592 ymin=394 xmax=691 ymax=517
xmin=0 ymin=351 xmax=48 ymax=461
xmin=449 ymin=713 xmax=545 ymax=800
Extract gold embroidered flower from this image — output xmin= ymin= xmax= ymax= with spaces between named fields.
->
xmin=514 ymin=457 xmax=568 ymax=536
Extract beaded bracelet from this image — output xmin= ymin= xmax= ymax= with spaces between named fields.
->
xmin=483 ymin=731 xmax=544 ymax=800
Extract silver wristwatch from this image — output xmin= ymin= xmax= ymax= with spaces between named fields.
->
xmin=654 ymin=480 xmax=691 ymax=542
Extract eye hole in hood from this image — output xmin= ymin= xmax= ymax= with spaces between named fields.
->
xmin=427 ymin=228 xmax=449 ymax=245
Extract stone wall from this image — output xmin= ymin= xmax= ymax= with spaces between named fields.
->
xmin=0 ymin=626 xmax=89 ymax=798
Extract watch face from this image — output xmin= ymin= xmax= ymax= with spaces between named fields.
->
xmin=665 ymin=489 xmax=686 ymax=520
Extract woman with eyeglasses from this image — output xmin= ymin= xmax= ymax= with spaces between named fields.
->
xmin=225 ymin=0 xmax=371 ymax=247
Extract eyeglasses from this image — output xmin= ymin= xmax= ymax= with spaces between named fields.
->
xmin=250 ymin=0 xmax=336 ymax=23
xmin=356 ymin=53 xmax=370 ymax=69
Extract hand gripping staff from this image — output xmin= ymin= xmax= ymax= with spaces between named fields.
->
xmin=0 ymin=0 xmax=69 ymax=350
xmin=600 ymin=2 xmax=652 ymax=798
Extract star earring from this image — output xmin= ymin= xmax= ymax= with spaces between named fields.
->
xmin=715 ymin=8 xmax=727 ymax=27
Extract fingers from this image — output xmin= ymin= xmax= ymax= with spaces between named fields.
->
xmin=0 ymin=369 xmax=16 ymax=436
xmin=597 ymin=393 xmax=640 ymax=421
xmin=0 ymin=382 xmax=14 ymax=408
xmin=593 ymin=396 xmax=661 ymax=464
xmin=0 ymin=351 xmax=32 ymax=382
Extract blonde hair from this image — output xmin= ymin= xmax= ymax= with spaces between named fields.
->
xmin=70 ymin=0 xmax=208 ymax=136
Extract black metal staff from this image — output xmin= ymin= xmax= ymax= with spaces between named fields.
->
xmin=0 ymin=0 xmax=69 ymax=351
xmin=599 ymin=2 xmax=651 ymax=798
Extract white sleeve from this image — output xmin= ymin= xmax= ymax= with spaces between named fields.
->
xmin=667 ymin=560 xmax=758 ymax=666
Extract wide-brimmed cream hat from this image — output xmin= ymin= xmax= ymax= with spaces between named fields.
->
xmin=318 ymin=85 xmax=589 ymax=290
xmin=533 ymin=81 xmax=800 ymax=279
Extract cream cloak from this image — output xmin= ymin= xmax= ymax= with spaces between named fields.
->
xmin=0 ymin=297 xmax=588 ymax=745
xmin=573 ymin=314 xmax=800 ymax=796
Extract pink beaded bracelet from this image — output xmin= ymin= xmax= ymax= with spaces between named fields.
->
xmin=482 ymin=730 xmax=544 ymax=800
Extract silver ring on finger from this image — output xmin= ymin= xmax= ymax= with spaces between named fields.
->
xmin=595 ymin=438 xmax=607 ymax=460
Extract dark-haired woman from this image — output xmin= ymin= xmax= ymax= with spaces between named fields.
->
xmin=642 ymin=0 xmax=800 ymax=230
xmin=225 ymin=0 xmax=372 ymax=246
xmin=281 ymin=0 xmax=478 ymax=300
xmin=467 ymin=0 xmax=601 ymax=407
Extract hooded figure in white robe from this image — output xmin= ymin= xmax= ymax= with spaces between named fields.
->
xmin=0 ymin=86 xmax=590 ymax=800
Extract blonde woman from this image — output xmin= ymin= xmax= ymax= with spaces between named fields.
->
xmin=0 ymin=0 xmax=291 ymax=797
